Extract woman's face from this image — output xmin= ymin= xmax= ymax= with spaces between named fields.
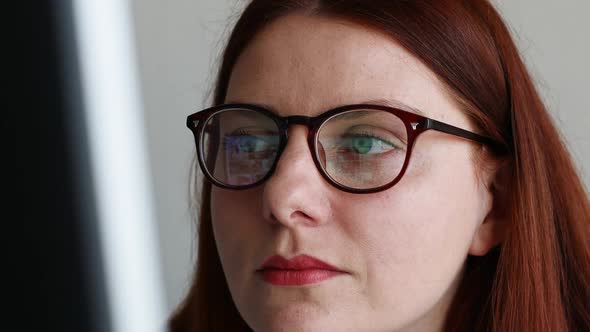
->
xmin=211 ymin=14 xmax=497 ymax=332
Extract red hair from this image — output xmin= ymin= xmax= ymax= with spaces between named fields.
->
xmin=170 ymin=1 xmax=590 ymax=331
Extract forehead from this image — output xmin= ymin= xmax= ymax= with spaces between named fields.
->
xmin=226 ymin=14 xmax=466 ymax=126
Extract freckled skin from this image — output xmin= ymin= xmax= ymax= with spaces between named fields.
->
xmin=211 ymin=14 xmax=499 ymax=332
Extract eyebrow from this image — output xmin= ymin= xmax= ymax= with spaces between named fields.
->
xmin=225 ymin=98 xmax=426 ymax=117
xmin=360 ymin=98 xmax=426 ymax=116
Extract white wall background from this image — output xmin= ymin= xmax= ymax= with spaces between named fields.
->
xmin=131 ymin=0 xmax=590 ymax=315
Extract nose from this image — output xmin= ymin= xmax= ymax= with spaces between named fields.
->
xmin=261 ymin=126 xmax=332 ymax=228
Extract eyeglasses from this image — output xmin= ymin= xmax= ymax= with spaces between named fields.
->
xmin=187 ymin=103 xmax=504 ymax=194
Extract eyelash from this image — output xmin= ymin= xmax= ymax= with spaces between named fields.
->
xmin=221 ymin=129 xmax=269 ymax=149
xmin=221 ymin=129 xmax=400 ymax=151
xmin=231 ymin=129 xmax=251 ymax=136
xmin=346 ymin=130 xmax=395 ymax=146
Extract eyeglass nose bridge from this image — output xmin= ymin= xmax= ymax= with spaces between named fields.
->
xmin=273 ymin=114 xmax=324 ymax=174
xmin=285 ymin=115 xmax=313 ymax=126
xmin=280 ymin=115 xmax=317 ymax=141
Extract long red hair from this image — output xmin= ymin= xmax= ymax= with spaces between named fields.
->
xmin=170 ymin=1 xmax=590 ymax=331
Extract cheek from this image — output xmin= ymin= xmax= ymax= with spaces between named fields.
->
xmin=210 ymin=188 xmax=263 ymax=286
xmin=398 ymin=140 xmax=484 ymax=254
xmin=336 ymin=148 xmax=483 ymax=309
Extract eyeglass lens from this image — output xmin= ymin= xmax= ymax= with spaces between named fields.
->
xmin=201 ymin=108 xmax=409 ymax=190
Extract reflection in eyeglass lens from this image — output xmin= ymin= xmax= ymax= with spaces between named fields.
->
xmin=203 ymin=109 xmax=280 ymax=186
xmin=203 ymin=108 xmax=409 ymax=190
xmin=318 ymin=110 xmax=408 ymax=189
xmin=222 ymin=129 xmax=280 ymax=186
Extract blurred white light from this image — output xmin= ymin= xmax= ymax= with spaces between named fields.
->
xmin=72 ymin=0 xmax=166 ymax=331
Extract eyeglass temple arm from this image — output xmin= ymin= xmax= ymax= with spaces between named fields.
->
xmin=423 ymin=118 xmax=507 ymax=153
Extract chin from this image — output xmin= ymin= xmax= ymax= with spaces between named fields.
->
xmin=247 ymin=302 xmax=343 ymax=332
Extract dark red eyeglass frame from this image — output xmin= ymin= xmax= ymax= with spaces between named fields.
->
xmin=187 ymin=103 xmax=506 ymax=194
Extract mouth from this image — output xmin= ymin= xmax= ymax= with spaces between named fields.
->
xmin=256 ymin=254 xmax=347 ymax=286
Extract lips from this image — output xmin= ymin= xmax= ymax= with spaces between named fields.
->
xmin=256 ymin=254 xmax=346 ymax=286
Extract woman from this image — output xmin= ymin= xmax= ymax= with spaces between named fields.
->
xmin=171 ymin=1 xmax=590 ymax=331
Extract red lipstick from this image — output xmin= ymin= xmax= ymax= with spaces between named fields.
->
xmin=257 ymin=254 xmax=346 ymax=286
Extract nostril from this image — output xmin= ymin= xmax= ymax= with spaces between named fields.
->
xmin=266 ymin=210 xmax=317 ymax=228
xmin=290 ymin=210 xmax=312 ymax=221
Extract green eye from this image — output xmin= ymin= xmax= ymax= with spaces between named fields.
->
xmin=352 ymin=137 xmax=373 ymax=154
xmin=226 ymin=135 xmax=276 ymax=153
xmin=349 ymin=136 xmax=394 ymax=155
xmin=237 ymin=136 xmax=265 ymax=153
xmin=222 ymin=130 xmax=278 ymax=154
